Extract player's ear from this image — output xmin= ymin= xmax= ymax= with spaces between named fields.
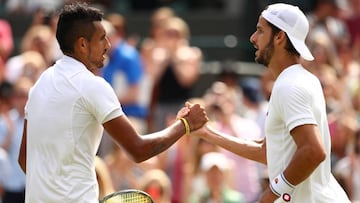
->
xmin=75 ymin=37 xmax=89 ymax=54
xmin=274 ymin=31 xmax=287 ymax=45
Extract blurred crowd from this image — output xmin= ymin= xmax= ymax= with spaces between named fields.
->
xmin=1 ymin=0 xmax=360 ymax=203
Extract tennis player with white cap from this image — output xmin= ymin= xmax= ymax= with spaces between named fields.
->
xmin=191 ymin=3 xmax=351 ymax=203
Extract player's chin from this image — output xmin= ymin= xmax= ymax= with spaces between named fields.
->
xmin=93 ymin=62 xmax=105 ymax=70
xmin=97 ymin=57 xmax=106 ymax=68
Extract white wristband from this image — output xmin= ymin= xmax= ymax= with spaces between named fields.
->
xmin=270 ymin=173 xmax=295 ymax=202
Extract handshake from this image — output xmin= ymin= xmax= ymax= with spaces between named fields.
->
xmin=175 ymin=101 xmax=210 ymax=136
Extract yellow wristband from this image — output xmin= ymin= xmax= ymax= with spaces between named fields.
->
xmin=180 ymin=117 xmax=190 ymax=136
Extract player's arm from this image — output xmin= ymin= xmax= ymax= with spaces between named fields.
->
xmin=259 ymin=124 xmax=326 ymax=202
xmin=283 ymin=124 xmax=326 ymax=184
xmin=18 ymin=119 xmax=27 ymax=174
xmin=194 ymin=124 xmax=267 ymax=164
xmin=103 ymin=103 xmax=208 ymax=163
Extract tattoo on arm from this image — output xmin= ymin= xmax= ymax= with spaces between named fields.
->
xmin=151 ymin=143 xmax=168 ymax=157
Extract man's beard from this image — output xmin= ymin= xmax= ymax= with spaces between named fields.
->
xmin=255 ymin=38 xmax=274 ymax=67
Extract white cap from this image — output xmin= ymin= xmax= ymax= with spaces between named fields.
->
xmin=200 ymin=152 xmax=230 ymax=172
xmin=261 ymin=3 xmax=314 ymax=61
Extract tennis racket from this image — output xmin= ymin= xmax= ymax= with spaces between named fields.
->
xmin=100 ymin=189 xmax=154 ymax=203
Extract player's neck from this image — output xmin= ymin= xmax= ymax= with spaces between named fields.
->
xmin=268 ymin=55 xmax=299 ymax=79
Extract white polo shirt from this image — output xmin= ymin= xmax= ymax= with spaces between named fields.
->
xmin=24 ymin=56 xmax=123 ymax=203
xmin=265 ymin=64 xmax=350 ymax=203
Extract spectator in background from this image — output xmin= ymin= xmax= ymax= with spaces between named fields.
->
xmin=139 ymin=169 xmax=172 ymax=203
xmin=0 ymin=19 xmax=13 ymax=62
xmin=315 ymin=65 xmax=359 ymax=169
xmin=240 ymin=77 xmax=267 ymax=139
xmin=98 ymin=14 xmax=150 ymax=157
xmin=94 ymin=156 xmax=115 ymax=200
xmin=337 ymin=40 xmax=360 ymax=101
xmin=5 ymin=51 xmax=47 ymax=84
xmin=1 ymin=77 xmax=32 ymax=203
xmin=5 ymin=0 xmax=63 ymax=15
xmin=0 ymin=81 xmax=16 ymax=202
xmin=141 ymin=7 xmax=175 ymax=70
xmin=334 ymin=129 xmax=360 ymax=202
xmin=141 ymin=16 xmax=202 ymax=203
xmin=306 ymin=0 xmax=349 ymax=57
xmin=140 ymin=6 xmax=175 ymax=132
xmin=0 ymin=81 xmax=15 ymax=154
xmin=101 ymin=14 xmax=148 ymax=134
xmin=0 ymin=147 xmax=9 ymax=201
xmin=215 ymin=61 xmax=244 ymax=116
xmin=203 ymin=81 xmax=262 ymax=203
xmin=353 ymin=85 xmax=360 ymax=123
xmin=0 ymin=19 xmax=14 ymax=82
xmin=341 ymin=0 xmax=360 ymax=60
xmin=20 ymin=24 xmax=54 ymax=67
xmin=5 ymin=10 xmax=61 ymax=85
xmin=303 ymin=35 xmax=342 ymax=77
xmin=103 ymin=144 xmax=158 ymax=191
xmin=147 ymin=16 xmax=202 ymax=132
xmin=183 ymin=136 xmax=219 ymax=202
xmin=5 ymin=24 xmax=53 ymax=85
xmin=259 ymin=68 xmax=274 ymax=102
xmin=188 ymin=152 xmax=245 ymax=203
xmin=31 ymin=7 xmax=63 ymax=63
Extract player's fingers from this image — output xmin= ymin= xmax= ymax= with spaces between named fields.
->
xmin=185 ymin=101 xmax=194 ymax=108
xmin=176 ymin=107 xmax=190 ymax=119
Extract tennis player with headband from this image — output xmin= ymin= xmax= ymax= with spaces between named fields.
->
xmin=190 ymin=3 xmax=350 ymax=203
xmin=17 ymin=2 xmax=208 ymax=203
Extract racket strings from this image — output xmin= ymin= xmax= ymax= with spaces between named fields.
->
xmin=103 ymin=192 xmax=152 ymax=203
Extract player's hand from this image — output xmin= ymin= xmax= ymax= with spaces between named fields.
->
xmin=176 ymin=106 xmax=190 ymax=120
xmin=190 ymin=122 xmax=216 ymax=139
xmin=183 ymin=102 xmax=208 ymax=131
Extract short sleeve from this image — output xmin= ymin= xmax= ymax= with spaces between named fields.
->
xmin=82 ymin=76 xmax=124 ymax=123
xmin=276 ymin=84 xmax=317 ymax=131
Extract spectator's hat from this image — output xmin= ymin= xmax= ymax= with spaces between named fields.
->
xmin=201 ymin=152 xmax=230 ymax=172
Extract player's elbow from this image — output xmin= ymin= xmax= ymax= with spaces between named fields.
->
xmin=316 ymin=148 xmax=326 ymax=164
xmin=308 ymin=146 xmax=326 ymax=166
xmin=125 ymin=145 xmax=151 ymax=163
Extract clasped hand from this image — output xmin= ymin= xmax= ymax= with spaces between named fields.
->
xmin=176 ymin=101 xmax=208 ymax=133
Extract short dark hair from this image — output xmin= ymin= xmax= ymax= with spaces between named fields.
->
xmin=56 ymin=2 xmax=103 ymax=54
xmin=267 ymin=21 xmax=300 ymax=57
xmin=0 ymin=81 xmax=14 ymax=103
xmin=355 ymin=130 xmax=360 ymax=155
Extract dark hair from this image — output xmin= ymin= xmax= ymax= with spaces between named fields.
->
xmin=355 ymin=130 xmax=360 ymax=155
xmin=56 ymin=2 xmax=104 ymax=54
xmin=267 ymin=21 xmax=300 ymax=57
xmin=0 ymin=81 xmax=14 ymax=103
